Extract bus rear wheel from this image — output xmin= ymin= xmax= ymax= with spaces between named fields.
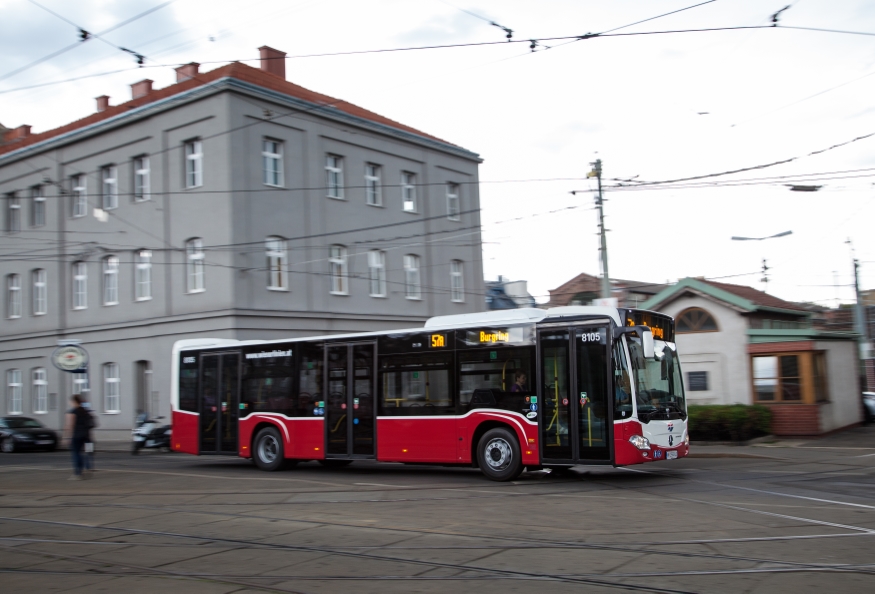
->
xmin=477 ymin=427 xmax=523 ymax=481
xmin=253 ymin=427 xmax=286 ymax=471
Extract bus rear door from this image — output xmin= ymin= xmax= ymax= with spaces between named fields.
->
xmin=539 ymin=322 xmax=612 ymax=464
xmin=324 ymin=342 xmax=376 ymax=459
xmin=199 ymin=352 xmax=241 ymax=455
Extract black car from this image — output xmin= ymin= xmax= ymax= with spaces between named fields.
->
xmin=0 ymin=416 xmax=58 ymax=452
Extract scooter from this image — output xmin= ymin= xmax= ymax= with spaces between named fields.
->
xmin=132 ymin=412 xmax=172 ymax=454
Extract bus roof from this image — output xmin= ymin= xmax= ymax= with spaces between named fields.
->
xmin=173 ymin=306 xmax=637 ymax=353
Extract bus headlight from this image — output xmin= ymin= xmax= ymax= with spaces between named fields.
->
xmin=684 ymin=433 xmax=690 ymax=446
xmin=629 ymin=435 xmax=650 ymax=450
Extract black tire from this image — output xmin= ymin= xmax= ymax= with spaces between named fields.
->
xmin=318 ymin=459 xmax=352 ymax=468
xmin=477 ymin=427 xmax=523 ymax=481
xmin=253 ymin=427 xmax=286 ymax=471
xmin=131 ymin=442 xmax=140 ymax=455
xmin=1 ymin=437 xmax=15 ymax=454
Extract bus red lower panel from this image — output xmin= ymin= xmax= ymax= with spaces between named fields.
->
xmin=377 ymin=417 xmax=458 ymax=462
xmin=172 ymin=411 xmax=199 ymax=455
xmin=238 ymin=415 xmax=324 ymax=460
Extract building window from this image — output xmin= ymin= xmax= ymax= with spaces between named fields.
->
xmin=325 ymin=154 xmax=343 ymax=199
xmin=7 ymin=274 xmax=21 ymax=318
xmin=32 ymin=368 xmax=47 ymax=414
xmin=7 ymin=369 xmax=22 ymax=414
xmin=102 ymin=256 xmax=119 ymax=305
xmin=72 ymin=261 xmax=87 ymax=309
xmin=72 ymin=370 xmax=89 ymax=395
xmin=404 ymin=254 xmax=421 ymax=300
xmin=368 ymin=250 xmax=387 ymax=297
xmin=31 ymin=185 xmax=45 ymax=227
xmin=687 ymin=371 xmax=709 ymax=391
xmin=71 ymin=174 xmax=87 ymax=218
xmin=753 ymin=355 xmax=801 ymax=402
xmin=402 ymin=171 xmax=417 ymax=212
xmin=266 ymin=237 xmax=287 ymax=290
xmin=329 ymin=245 xmax=348 ymax=295
xmin=32 ymin=269 xmax=46 ymax=315
xmin=676 ymin=308 xmax=719 ymax=333
xmin=185 ymin=140 xmax=203 ymax=188
xmin=446 ymin=183 xmax=460 ymax=220
xmin=101 ymin=165 xmax=118 ymax=210
xmin=262 ymin=140 xmax=283 ymax=187
xmin=134 ymin=156 xmax=150 ymax=201
xmin=103 ymin=363 xmax=120 ymax=413
xmin=365 ymin=163 xmax=382 ymax=206
xmin=186 ymin=238 xmax=205 ymax=292
xmin=450 ymin=260 xmax=464 ymax=302
xmin=135 ymin=250 xmax=152 ymax=300
xmin=7 ymin=193 xmax=20 ymax=233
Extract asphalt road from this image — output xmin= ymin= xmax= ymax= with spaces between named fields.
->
xmin=2 ymin=427 xmax=875 ymax=593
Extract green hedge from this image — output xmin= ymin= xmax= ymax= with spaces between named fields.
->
xmin=688 ymin=404 xmax=772 ymax=442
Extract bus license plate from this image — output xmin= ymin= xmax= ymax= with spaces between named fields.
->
xmin=667 ymin=450 xmax=678 ymax=460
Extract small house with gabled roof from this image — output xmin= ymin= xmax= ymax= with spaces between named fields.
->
xmin=642 ymin=277 xmax=861 ymax=436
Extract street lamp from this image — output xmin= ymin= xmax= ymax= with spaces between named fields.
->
xmin=730 ymin=230 xmax=793 ymax=241
xmin=730 ymin=231 xmax=793 ymax=291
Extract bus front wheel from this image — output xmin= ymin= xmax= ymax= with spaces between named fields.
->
xmin=253 ymin=427 xmax=285 ymax=471
xmin=477 ymin=428 xmax=523 ymax=482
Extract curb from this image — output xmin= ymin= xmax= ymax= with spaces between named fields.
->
xmin=690 ymin=435 xmax=776 ymax=447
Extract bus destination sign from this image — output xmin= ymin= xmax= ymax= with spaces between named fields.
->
xmin=625 ymin=311 xmax=674 ymax=342
xmin=430 ymin=333 xmax=447 ymax=348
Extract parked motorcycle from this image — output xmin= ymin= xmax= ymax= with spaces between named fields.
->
xmin=132 ymin=413 xmax=172 ymax=454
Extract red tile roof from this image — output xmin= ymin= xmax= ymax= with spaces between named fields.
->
xmin=699 ymin=279 xmax=808 ymax=312
xmin=1 ymin=61 xmax=458 ymax=156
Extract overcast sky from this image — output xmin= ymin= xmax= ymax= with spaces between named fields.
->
xmin=2 ymin=0 xmax=875 ymax=307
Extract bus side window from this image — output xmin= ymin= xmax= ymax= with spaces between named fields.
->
xmin=613 ymin=340 xmax=633 ymax=419
xmin=241 ymin=349 xmax=295 ymax=415
xmin=298 ymin=344 xmax=323 ymax=415
xmin=179 ymin=360 xmax=198 ymax=412
xmin=458 ymin=347 xmax=534 ymax=413
xmin=378 ymin=353 xmax=453 ymax=416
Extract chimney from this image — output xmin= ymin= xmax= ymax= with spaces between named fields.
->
xmin=96 ymin=95 xmax=110 ymax=112
xmin=258 ymin=46 xmax=286 ymax=79
xmin=5 ymin=125 xmax=32 ymax=142
xmin=131 ymin=79 xmax=153 ymax=99
xmin=175 ymin=62 xmax=200 ymax=82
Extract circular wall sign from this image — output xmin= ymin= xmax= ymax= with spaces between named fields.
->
xmin=52 ymin=345 xmax=89 ymax=372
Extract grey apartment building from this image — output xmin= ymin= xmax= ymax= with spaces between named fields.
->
xmin=0 ymin=47 xmax=484 ymax=436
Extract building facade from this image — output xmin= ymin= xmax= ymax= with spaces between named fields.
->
xmin=0 ymin=47 xmax=484 ymax=436
xmin=642 ymin=278 xmax=861 ymax=436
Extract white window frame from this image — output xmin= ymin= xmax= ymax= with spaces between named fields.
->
xmin=450 ymin=260 xmax=464 ymax=302
xmin=134 ymin=155 xmax=150 ymax=201
xmin=185 ymin=140 xmax=203 ymax=189
xmin=266 ymin=237 xmax=288 ymax=290
xmin=329 ymin=245 xmax=348 ymax=295
xmin=101 ymin=165 xmax=118 ymax=210
xmin=7 ymin=274 xmax=21 ymax=318
xmin=71 ymin=174 xmax=87 ymax=218
xmin=186 ymin=238 xmax=205 ymax=293
xmin=103 ymin=363 xmax=120 ymax=413
xmin=262 ymin=140 xmax=284 ymax=187
xmin=7 ymin=369 xmax=22 ymax=415
xmin=368 ymin=250 xmax=387 ymax=297
xmin=402 ymin=172 xmax=417 ymax=213
xmin=325 ymin=154 xmax=344 ymax=199
xmin=103 ymin=256 xmax=119 ymax=305
xmin=31 ymin=185 xmax=45 ymax=227
xmin=7 ymin=193 xmax=20 ymax=233
xmin=365 ymin=163 xmax=382 ymax=206
xmin=32 ymin=368 xmax=47 ymax=414
xmin=72 ymin=261 xmax=87 ymax=309
xmin=404 ymin=254 xmax=421 ymax=300
xmin=32 ymin=268 xmax=46 ymax=315
xmin=72 ymin=370 xmax=89 ymax=395
xmin=446 ymin=183 xmax=460 ymax=221
xmin=135 ymin=250 xmax=152 ymax=301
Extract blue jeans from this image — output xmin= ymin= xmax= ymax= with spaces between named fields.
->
xmin=71 ymin=436 xmax=86 ymax=475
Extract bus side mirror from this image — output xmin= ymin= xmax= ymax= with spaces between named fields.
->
xmin=614 ymin=326 xmax=656 ymax=359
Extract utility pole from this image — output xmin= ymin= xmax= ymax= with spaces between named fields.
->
xmin=589 ymin=159 xmax=610 ymax=300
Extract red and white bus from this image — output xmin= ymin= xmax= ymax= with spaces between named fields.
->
xmin=171 ymin=306 xmax=688 ymax=480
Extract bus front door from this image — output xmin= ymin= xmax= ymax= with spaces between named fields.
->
xmin=199 ymin=352 xmax=240 ymax=455
xmin=539 ymin=324 xmax=612 ymax=464
xmin=325 ymin=343 xmax=376 ymax=458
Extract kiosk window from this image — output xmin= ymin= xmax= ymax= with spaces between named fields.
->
xmin=379 ymin=353 xmax=453 ymax=415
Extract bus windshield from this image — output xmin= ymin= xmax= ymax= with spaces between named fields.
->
xmin=627 ymin=337 xmax=686 ymax=423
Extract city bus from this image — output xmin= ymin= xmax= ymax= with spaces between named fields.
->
xmin=170 ymin=306 xmax=688 ymax=481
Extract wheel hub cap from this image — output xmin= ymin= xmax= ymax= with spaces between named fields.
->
xmin=484 ymin=438 xmax=511 ymax=470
